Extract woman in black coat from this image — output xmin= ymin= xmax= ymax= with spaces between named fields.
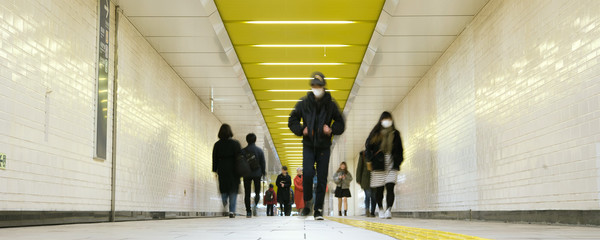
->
xmin=276 ymin=166 xmax=292 ymax=216
xmin=212 ymin=124 xmax=242 ymax=218
xmin=365 ymin=111 xmax=404 ymax=219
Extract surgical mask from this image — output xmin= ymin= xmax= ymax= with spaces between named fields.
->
xmin=381 ymin=119 xmax=393 ymax=128
xmin=312 ymin=88 xmax=324 ymax=98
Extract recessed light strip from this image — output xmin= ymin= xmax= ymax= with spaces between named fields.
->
xmin=258 ymin=63 xmax=344 ymax=66
xmin=253 ymin=44 xmax=350 ymax=47
xmin=263 ymin=78 xmax=341 ymax=80
xmin=245 ymin=21 xmax=355 ymax=24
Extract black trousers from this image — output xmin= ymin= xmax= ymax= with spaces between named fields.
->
xmin=279 ymin=202 xmax=291 ymax=216
xmin=375 ymin=183 xmax=396 ymax=209
xmin=303 ymin=147 xmax=331 ymax=210
xmin=243 ymin=176 xmax=261 ymax=213
xmin=266 ymin=204 xmax=274 ymax=216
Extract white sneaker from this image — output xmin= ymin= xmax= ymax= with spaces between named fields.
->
xmin=378 ymin=209 xmax=385 ymax=219
xmin=384 ymin=208 xmax=392 ymax=219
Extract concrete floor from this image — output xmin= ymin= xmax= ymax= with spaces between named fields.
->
xmin=0 ymin=216 xmax=598 ymax=240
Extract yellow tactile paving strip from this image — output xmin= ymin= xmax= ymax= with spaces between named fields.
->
xmin=326 ymin=217 xmax=492 ymax=240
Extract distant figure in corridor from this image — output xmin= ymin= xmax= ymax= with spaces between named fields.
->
xmin=356 ymin=150 xmax=377 ymax=217
xmin=276 ymin=166 xmax=292 ymax=216
xmin=294 ymin=167 xmax=304 ymax=211
xmin=242 ymin=133 xmax=266 ymax=218
xmin=365 ymin=111 xmax=404 ymax=219
xmin=333 ymin=162 xmax=352 ymax=216
xmin=288 ymin=71 xmax=345 ymax=220
xmin=212 ymin=124 xmax=242 ymax=218
xmin=264 ymin=184 xmax=277 ymax=216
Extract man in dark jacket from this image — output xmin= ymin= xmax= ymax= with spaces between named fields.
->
xmin=288 ymin=71 xmax=345 ymax=220
xmin=356 ymin=150 xmax=376 ymax=217
xmin=242 ymin=133 xmax=266 ymax=218
xmin=276 ymin=166 xmax=292 ymax=216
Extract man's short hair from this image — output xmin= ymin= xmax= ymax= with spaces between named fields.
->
xmin=246 ymin=133 xmax=257 ymax=144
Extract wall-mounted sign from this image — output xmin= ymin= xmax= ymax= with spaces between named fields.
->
xmin=0 ymin=153 xmax=6 ymax=169
xmin=95 ymin=0 xmax=109 ymax=159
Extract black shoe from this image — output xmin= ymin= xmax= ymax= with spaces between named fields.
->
xmin=338 ymin=211 xmax=342 ymax=216
xmin=314 ymin=209 xmax=324 ymax=220
xmin=301 ymin=207 xmax=312 ymax=216
xmin=229 ymin=212 xmax=235 ymax=218
xmin=246 ymin=212 xmax=252 ymax=218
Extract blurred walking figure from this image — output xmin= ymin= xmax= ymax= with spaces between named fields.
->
xmin=276 ymin=166 xmax=292 ymax=216
xmin=365 ymin=111 xmax=404 ymax=219
xmin=264 ymin=184 xmax=277 ymax=216
xmin=212 ymin=124 xmax=242 ymax=218
xmin=242 ymin=133 xmax=266 ymax=218
xmin=356 ymin=150 xmax=377 ymax=217
xmin=288 ymin=71 xmax=345 ymax=220
xmin=333 ymin=162 xmax=352 ymax=216
xmin=294 ymin=167 xmax=304 ymax=212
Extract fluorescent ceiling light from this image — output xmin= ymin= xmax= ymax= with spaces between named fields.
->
xmin=245 ymin=21 xmax=355 ymax=24
xmin=259 ymin=63 xmax=344 ymax=66
xmin=282 ymin=138 xmax=302 ymax=141
xmin=270 ymin=100 xmax=301 ymax=102
xmin=284 ymin=147 xmax=303 ymax=149
xmin=280 ymin=133 xmax=295 ymax=135
xmin=275 ymin=116 xmax=291 ymax=118
xmin=263 ymin=77 xmax=340 ymax=80
xmin=267 ymin=90 xmax=337 ymax=92
xmin=273 ymin=108 xmax=294 ymax=110
xmin=284 ymin=150 xmax=303 ymax=152
xmin=283 ymin=143 xmax=302 ymax=145
xmin=253 ymin=44 xmax=350 ymax=47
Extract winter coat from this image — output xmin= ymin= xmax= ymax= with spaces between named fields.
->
xmin=288 ymin=91 xmax=345 ymax=149
xmin=212 ymin=138 xmax=242 ymax=193
xmin=264 ymin=188 xmax=277 ymax=205
xmin=355 ymin=151 xmax=371 ymax=189
xmin=276 ymin=173 xmax=292 ymax=204
xmin=293 ymin=175 xmax=304 ymax=209
xmin=365 ymin=130 xmax=404 ymax=171
xmin=242 ymin=143 xmax=266 ymax=178
xmin=333 ymin=171 xmax=353 ymax=189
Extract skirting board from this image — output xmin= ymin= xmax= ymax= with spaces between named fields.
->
xmin=393 ymin=210 xmax=600 ymax=226
xmin=0 ymin=211 xmax=224 ymax=228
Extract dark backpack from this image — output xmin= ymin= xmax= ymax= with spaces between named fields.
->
xmin=265 ymin=190 xmax=274 ymax=202
xmin=243 ymin=149 xmax=260 ymax=171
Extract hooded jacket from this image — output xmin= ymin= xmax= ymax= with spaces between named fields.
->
xmin=365 ymin=130 xmax=404 ymax=171
xmin=288 ymin=91 xmax=345 ymax=148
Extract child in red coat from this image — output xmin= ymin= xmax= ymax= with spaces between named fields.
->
xmin=264 ymin=184 xmax=277 ymax=216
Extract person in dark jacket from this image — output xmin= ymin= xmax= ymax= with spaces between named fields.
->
xmin=276 ymin=166 xmax=292 ymax=216
xmin=288 ymin=71 xmax=345 ymax=220
xmin=365 ymin=111 xmax=404 ymax=219
xmin=212 ymin=124 xmax=242 ymax=218
xmin=356 ymin=150 xmax=376 ymax=217
xmin=242 ymin=133 xmax=266 ymax=218
xmin=263 ymin=184 xmax=277 ymax=216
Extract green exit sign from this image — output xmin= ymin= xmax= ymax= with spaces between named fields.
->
xmin=0 ymin=153 xmax=5 ymax=169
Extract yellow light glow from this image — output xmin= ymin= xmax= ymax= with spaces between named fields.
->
xmin=267 ymin=90 xmax=337 ymax=92
xmin=258 ymin=63 xmax=344 ymax=66
xmin=263 ymin=77 xmax=341 ymax=80
xmin=253 ymin=44 xmax=350 ymax=48
xmin=101 ymin=100 xmax=108 ymax=103
xmin=98 ymin=90 xmax=108 ymax=93
xmin=245 ymin=21 xmax=355 ymax=24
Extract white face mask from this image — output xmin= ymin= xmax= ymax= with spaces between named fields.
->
xmin=312 ymin=88 xmax=324 ymax=98
xmin=381 ymin=119 xmax=393 ymax=128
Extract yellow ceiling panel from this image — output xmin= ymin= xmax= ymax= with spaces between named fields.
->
xmin=215 ymin=0 xmax=385 ymax=169
xmin=235 ymin=46 xmax=367 ymax=63
xmin=215 ymin=0 xmax=383 ymax=21
xmin=249 ymin=79 xmax=354 ymax=90
xmin=224 ymin=23 xmax=376 ymax=45
xmin=242 ymin=64 xmax=361 ymax=78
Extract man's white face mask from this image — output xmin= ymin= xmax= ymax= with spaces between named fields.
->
xmin=312 ymin=87 xmax=324 ymax=98
xmin=381 ymin=119 xmax=393 ymax=128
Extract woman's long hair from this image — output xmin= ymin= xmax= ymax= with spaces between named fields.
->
xmin=368 ymin=111 xmax=396 ymax=144
xmin=337 ymin=162 xmax=348 ymax=174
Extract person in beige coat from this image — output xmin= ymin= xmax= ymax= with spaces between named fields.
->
xmin=333 ymin=162 xmax=353 ymax=216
